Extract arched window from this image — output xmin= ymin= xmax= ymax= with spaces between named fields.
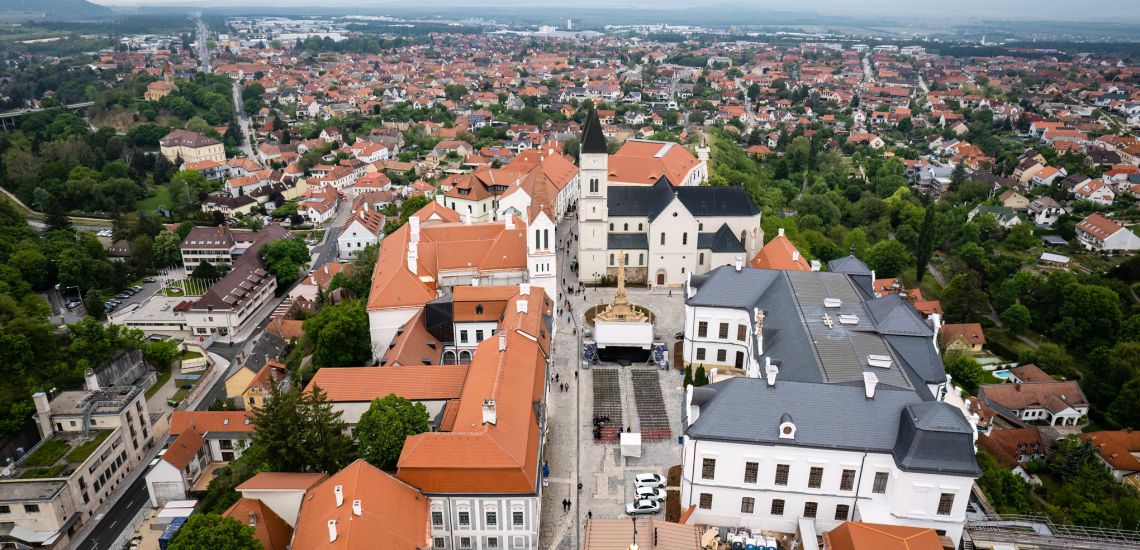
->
xmin=660 ymin=233 xmax=666 ymax=245
xmin=543 ymin=229 xmax=549 ymax=249
xmin=624 ymin=253 xmax=629 ymax=265
xmin=682 ymin=233 xmax=688 ymax=245
xmin=535 ymin=229 xmax=540 ymax=247
xmin=589 ymin=178 xmax=599 ymax=193
xmin=475 ymin=305 xmax=483 ymax=315
xmin=699 ymin=253 xmax=705 ymax=264
xmin=639 ymin=253 xmax=644 ymax=265
xmin=624 ymin=223 xmax=629 ymax=231
xmin=609 ymin=223 xmax=614 ymax=231
xmin=609 ymin=253 xmax=615 ymax=266
xmin=639 ymin=223 xmax=643 ymax=231
xmin=699 ymin=223 xmax=704 ymax=231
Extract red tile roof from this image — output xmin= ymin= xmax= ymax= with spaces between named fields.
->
xmin=237 ymin=472 xmax=329 ymax=492
xmin=823 ymin=521 xmax=943 ymax=550
xmin=163 ymin=429 xmax=205 ymax=470
xmin=939 ymin=323 xmax=986 ymax=348
xmin=291 ymin=460 xmax=430 ymax=550
xmin=306 ymin=365 xmax=469 ymax=403
xmin=169 ymin=411 xmax=255 ymax=435
xmin=224 ymin=498 xmax=294 ymax=550
xmin=1080 ymin=431 xmax=1140 ymax=473
xmin=750 ymin=233 xmax=810 ymax=271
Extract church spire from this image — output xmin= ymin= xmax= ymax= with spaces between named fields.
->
xmin=580 ymin=107 xmax=607 ymax=155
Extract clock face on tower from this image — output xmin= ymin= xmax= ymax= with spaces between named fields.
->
xmin=591 ymin=158 xmax=599 ymax=167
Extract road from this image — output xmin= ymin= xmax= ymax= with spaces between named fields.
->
xmin=196 ymin=18 xmax=210 ymax=74
xmin=75 ymin=469 xmax=149 ymax=550
xmin=231 ymin=80 xmax=256 ymax=159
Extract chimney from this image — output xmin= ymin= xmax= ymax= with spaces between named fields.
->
xmin=519 ymin=283 xmax=530 ymax=296
xmin=505 ymin=216 xmax=515 ymax=230
xmin=334 ymin=485 xmax=344 ymax=507
xmin=408 ymin=215 xmax=420 ymax=243
xmin=352 ymin=499 xmax=362 ymax=516
xmin=791 ymin=250 xmax=799 ymax=262
xmin=778 ymin=227 xmax=785 ymax=237
xmin=84 ymin=368 xmax=100 ymax=392
xmin=516 ymin=299 xmax=528 ymax=314
xmin=407 ymin=242 xmax=418 ymax=275
xmin=863 ymin=372 xmax=879 ymax=399
xmin=482 ymin=399 xmax=497 ymax=425
xmin=32 ymin=392 xmax=53 ymax=438
xmin=498 ymin=332 xmax=507 ymax=352
xmin=754 ymin=308 xmax=765 ymax=356
xmin=734 ymin=256 xmax=743 ymax=272
xmin=764 ymin=358 xmax=778 ymax=387
xmin=810 ymin=259 xmax=821 ymax=272
xmin=248 ymin=511 xmax=257 ymax=526
xmin=327 ymin=520 xmax=338 ymax=542
xmin=464 ymin=212 xmax=472 ymax=225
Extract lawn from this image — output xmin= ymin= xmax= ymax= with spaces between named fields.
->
xmin=145 ymin=366 xmax=172 ymax=399
xmin=21 ymin=440 xmax=69 ymax=468
xmin=19 ymin=465 xmax=66 ymax=479
xmin=135 ymin=185 xmax=172 ymax=212
xmin=65 ymin=430 xmax=111 ymax=463
xmin=180 ymin=350 xmax=203 ymax=361
xmin=168 ymin=387 xmax=190 ymax=406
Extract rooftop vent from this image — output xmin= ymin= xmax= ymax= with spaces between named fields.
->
xmin=863 ymin=372 xmax=879 ymax=398
xmin=867 ymin=354 xmax=892 ymax=368
xmin=482 ymin=399 xmax=497 ymax=425
xmin=838 ymin=314 xmax=860 ymax=325
xmin=328 ymin=520 xmax=337 ymax=542
xmin=824 ymin=298 xmax=842 ymax=308
xmin=352 ymin=499 xmax=362 ymax=517
xmin=334 ymin=485 xmax=344 ymax=507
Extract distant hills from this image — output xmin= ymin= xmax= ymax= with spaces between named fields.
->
xmin=0 ymin=0 xmax=112 ymax=21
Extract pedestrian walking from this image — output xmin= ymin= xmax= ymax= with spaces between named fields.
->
xmin=575 ymin=371 xmax=578 ymax=379
xmin=555 ymin=373 xmax=560 ymax=382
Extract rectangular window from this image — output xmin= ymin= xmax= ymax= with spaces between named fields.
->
xmin=872 ymin=472 xmax=889 ymax=494
xmin=697 ymin=321 xmax=708 ymax=338
xmin=488 ymin=538 xmax=499 ymax=549
xmin=24 ymin=504 xmax=39 ymax=513
xmin=0 ymin=505 xmax=9 ymax=513
xmin=460 ymin=331 xmax=469 ymax=344
xmin=835 ymin=504 xmax=850 ymax=521
xmin=696 ymin=348 xmax=706 ymax=361
xmin=741 ymin=497 xmax=755 ymax=514
xmin=460 ymin=537 xmax=472 ymax=550
xmin=475 ymin=330 xmax=484 ymax=342
xmin=660 ymin=233 xmax=666 ymax=245
xmin=775 ymin=464 xmax=790 ymax=486
xmin=458 ymin=511 xmax=470 ymax=526
xmin=716 ymin=349 xmax=726 ymax=362
xmin=770 ymin=499 xmax=784 ymax=516
xmin=808 ymin=467 xmax=823 ymax=488
xmin=718 ymin=323 xmax=729 ymax=339
xmin=431 ymin=511 xmax=443 ymax=526
xmin=699 ymin=493 xmax=713 ymax=509
xmin=803 ymin=502 xmax=818 ymax=518
xmin=737 ymin=325 xmax=746 ymax=341
xmin=744 ymin=462 xmax=758 ymax=484
xmin=702 ymin=458 xmax=716 ymax=480
xmin=513 ymin=511 xmax=524 ymax=526
xmin=937 ymin=493 xmax=955 ymax=516
xmin=434 ymin=538 xmax=445 ymax=549
xmin=486 ymin=511 xmax=497 ymax=526
xmin=840 ymin=469 xmax=856 ymax=491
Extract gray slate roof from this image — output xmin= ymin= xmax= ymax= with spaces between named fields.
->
xmin=608 ymin=233 xmax=649 ymax=250
xmin=608 ymin=177 xmax=759 ymax=220
xmin=696 ymin=223 xmax=745 ymax=253
xmin=687 ymin=378 xmax=979 ymax=475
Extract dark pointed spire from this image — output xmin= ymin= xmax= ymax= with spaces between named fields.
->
xmin=580 ymin=108 xmax=607 ymax=155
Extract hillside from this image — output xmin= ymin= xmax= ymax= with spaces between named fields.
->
xmin=0 ymin=0 xmax=112 ymax=21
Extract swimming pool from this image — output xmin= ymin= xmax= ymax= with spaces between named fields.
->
xmin=992 ymin=369 xmax=1012 ymax=380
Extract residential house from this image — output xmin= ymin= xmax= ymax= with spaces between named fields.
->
xmin=939 ymin=323 xmax=986 ymax=354
xmin=338 ymin=210 xmax=385 ymax=260
xmin=306 ymin=365 xmax=468 ymax=431
xmin=1027 ymin=196 xmax=1066 ymax=227
xmin=1075 ymin=213 xmax=1140 ymax=252
xmin=967 ymin=205 xmax=1021 ymax=228
xmin=299 ymin=188 xmax=340 ymax=224
xmin=750 ymin=228 xmax=812 ymax=272
xmin=1079 ymin=431 xmax=1140 ymax=488
xmin=998 ymin=190 xmax=1030 ymax=211
xmin=978 ymin=381 xmax=1088 ymax=426
xmin=235 ymin=472 xmax=328 ymax=527
xmin=977 ymin=427 xmax=1047 ymax=481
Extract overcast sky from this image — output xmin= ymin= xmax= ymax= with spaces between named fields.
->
xmin=87 ymin=0 xmax=1138 ymax=22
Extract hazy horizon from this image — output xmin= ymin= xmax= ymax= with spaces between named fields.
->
xmin=85 ymin=0 xmax=1140 ymax=24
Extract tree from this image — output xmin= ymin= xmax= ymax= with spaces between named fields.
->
xmin=1000 ymin=304 xmax=1031 ymax=337
xmin=1019 ymin=343 xmax=1074 ymax=378
xmin=167 ymin=513 xmax=263 ymax=550
xmin=259 ymin=236 xmax=310 ymax=292
xmin=154 ymin=230 xmax=183 ymax=267
xmin=694 ymin=366 xmax=709 ymax=387
xmin=976 ymin=452 xmax=1032 ymax=515
xmin=944 ymin=352 xmax=985 ymax=394
xmin=191 ymin=261 xmax=219 ymax=280
xmin=443 ymin=84 xmax=469 ymax=101
xmin=863 ymin=240 xmax=912 ymax=278
xmin=942 ymin=272 xmax=990 ymax=323
xmin=303 ymin=300 xmax=372 ymax=368
xmin=950 ymin=162 xmax=967 ymax=190
xmin=142 ymin=338 xmax=180 ymax=370
xmin=914 ymin=206 xmax=935 ymax=282
xmin=302 ymin=385 xmax=355 ymax=473
xmin=252 ymin=383 xmax=353 ymax=473
xmin=355 ymin=394 xmax=430 ymax=470
xmin=683 ymin=365 xmax=693 ymax=387
xmin=1004 ymin=221 xmax=1037 ymax=250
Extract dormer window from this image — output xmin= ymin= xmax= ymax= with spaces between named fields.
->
xmin=475 ymin=305 xmax=483 ymax=315
xmin=778 ymin=414 xmax=795 ymax=440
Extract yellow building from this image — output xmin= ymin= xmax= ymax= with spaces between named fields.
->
xmin=160 ymin=129 xmax=225 ymax=164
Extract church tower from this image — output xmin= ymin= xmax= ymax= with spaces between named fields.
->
xmin=578 ymin=108 xmax=609 ymax=284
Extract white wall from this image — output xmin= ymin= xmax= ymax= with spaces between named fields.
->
xmin=238 ymin=488 xmax=308 ymax=527
xmin=368 ymin=307 xmax=419 ymax=358
xmin=427 ymin=495 xmax=541 ymax=550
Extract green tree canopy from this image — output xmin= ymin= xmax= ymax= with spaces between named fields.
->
xmin=355 ymin=394 xmax=430 ymax=470
xmin=863 ymin=239 xmax=912 ymax=278
xmin=302 ymin=299 xmax=372 ymax=369
xmin=168 ymin=513 xmax=263 ymax=550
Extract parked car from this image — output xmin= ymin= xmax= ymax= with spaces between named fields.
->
xmin=132 ymin=285 xmax=144 ymax=292
xmin=65 ymin=300 xmax=81 ymax=310
xmin=625 ymin=499 xmax=661 ymax=515
xmin=635 ymin=486 xmax=666 ymax=502
xmin=634 ymin=473 xmax=665 ymax=488
xmin=143 ymin=277 xmax=155 ymax=283
xmin=116 ymin=292 xmax=130 ymax=299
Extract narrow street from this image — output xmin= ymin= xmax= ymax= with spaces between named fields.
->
xmin=231 ymin=79 xmax=256 ymax=160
